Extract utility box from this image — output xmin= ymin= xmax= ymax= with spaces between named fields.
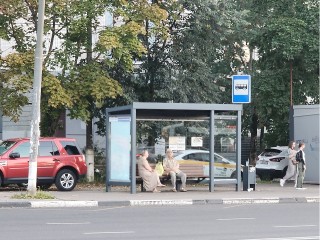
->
xmin=243 ymin=166 xmax=256 ymax=191
xmin=294 ymin=105 xmax=319 ymax=184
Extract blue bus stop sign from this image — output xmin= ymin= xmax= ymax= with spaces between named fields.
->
xmin=232 ymin=75 xmax=251 ymax=103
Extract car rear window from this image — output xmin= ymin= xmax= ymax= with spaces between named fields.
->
xmin=260 ymin=149 xmax=282 ymax=157
xmin=60 ymin=141 xmax=81 ymax=155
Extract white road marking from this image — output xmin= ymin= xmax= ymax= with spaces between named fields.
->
xmin=216 ymin=217 xmax=255 ymax=221
xmin=274 ymin=225 xmax=317 ymax=228
xmin=47 ymin=222 xmax=90 ymax=225
xmin=83 ymin=231 xmax=134 ymax=235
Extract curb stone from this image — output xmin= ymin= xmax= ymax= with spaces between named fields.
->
xmin=0 ymin=197 xmax=318 ymax=208
xmin=222 ymin=198 xmax=280 ymax=205
xmin=98 ymin=201 xmax=130 ymax=207
xmin=0 ymin=201 xmax=31 ymax=208
xmin=306 ymin=197 xmax=320 ymax=203
xmin=31 ymin=201 xmax=98 ymax=208
xmin=129 ymin=199 xmax=193 ymax=206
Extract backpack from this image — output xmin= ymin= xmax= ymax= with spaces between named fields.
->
xmin=295 ymin=150 xmax=303 ymax=163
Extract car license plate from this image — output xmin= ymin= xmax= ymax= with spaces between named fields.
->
xmin=260 ymin=160 xmax=268 ymax=165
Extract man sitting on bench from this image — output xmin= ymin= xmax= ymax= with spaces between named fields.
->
xmin=163 ymin=148 xmax=187 ymax=192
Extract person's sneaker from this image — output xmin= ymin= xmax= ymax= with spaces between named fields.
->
xmin=296 ymin=187 xmax=306 ymax=190
xmin=171 ymin=188 xmax=177 ymax=192
xmin=280 ymin=179 xmax=285 ymax=187
xmin=180 ymin=188 xmax=187 ymax=192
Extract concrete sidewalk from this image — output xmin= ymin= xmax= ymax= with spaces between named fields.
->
xmin=0 ymin=182 xmax=318 ymax=208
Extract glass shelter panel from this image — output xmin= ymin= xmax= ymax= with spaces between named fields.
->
xmin=136 ymin=116 xmax=237 ymax=180
xmin=214 ymin=116 xmax=237 ymax=179
xmin=109 ymin=116 xmax=131 ymax=182
xmin=136 ymin=120 xmax=210 ymax=159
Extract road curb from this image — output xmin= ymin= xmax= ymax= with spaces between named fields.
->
xmin=0 ymin=197 xmax=318 ymax=208
xmin=31 ymin=201 xmax=99 ymax=208
xmin=0 ymin=201 xmax=31 ymax=208
xmin=130 ymin=199 xmax=193 ymax=206
xmin=222 ymin=198 xmax=280 ymax=204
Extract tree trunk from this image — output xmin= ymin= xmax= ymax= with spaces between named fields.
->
xmin=249 ymin=109 xmax=258 ymax=165
xmin=85 ymin=117 xmax=94 ymax=182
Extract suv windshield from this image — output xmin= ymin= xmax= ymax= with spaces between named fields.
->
xmin=0 ymin=141 xmax=16 ymax=156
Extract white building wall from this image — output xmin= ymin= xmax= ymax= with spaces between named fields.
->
xmin=294 ymin=105 xmax=319 ymax=184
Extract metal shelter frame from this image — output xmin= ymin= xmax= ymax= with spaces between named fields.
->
xmin=106 ymin=102 xmax=243 ymax=194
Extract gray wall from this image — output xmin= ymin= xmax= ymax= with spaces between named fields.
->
xmin=2 ymin=104 xmax=32 ymax=140
xmin=294 ymin=105 xmax=319 ymax=184
xmin=1 ymin=91 xmax=32 ymax=140
xmin=65 ymin=111 xmax=106 ymax=151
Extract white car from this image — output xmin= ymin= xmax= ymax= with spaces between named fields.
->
xmin=255 ymin=146 xmax=289 ymax=181
xmin=173 ymin=149 xmax=239 ymax=178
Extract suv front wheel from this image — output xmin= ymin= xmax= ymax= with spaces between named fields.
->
xmin=55 ymin=169 xmax=77 ymax=191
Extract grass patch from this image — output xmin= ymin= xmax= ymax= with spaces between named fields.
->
xmin=11 ymin=191 xmax=55 ymax=200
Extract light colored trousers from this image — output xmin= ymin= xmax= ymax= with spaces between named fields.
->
xmin=283 ymin=162 xmax=297 ymax=185
xmin=169 ymin=171 xmax=187 ymax=189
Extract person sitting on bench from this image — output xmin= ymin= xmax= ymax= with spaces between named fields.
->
xmin=163 ymin=148 xmax=187 ymax=192
xmin=137 ymin=149 xmax=163 ymax=193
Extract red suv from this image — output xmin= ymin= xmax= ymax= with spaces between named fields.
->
xmin=0 ymin=137 xmax=87 ymax=191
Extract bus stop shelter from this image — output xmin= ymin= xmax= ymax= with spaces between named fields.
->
xmin=105 ymin=102 xmax=243 ymax=194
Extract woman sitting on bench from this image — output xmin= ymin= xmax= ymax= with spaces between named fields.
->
xmin=137 ymin=149 xmax=164 ymax=193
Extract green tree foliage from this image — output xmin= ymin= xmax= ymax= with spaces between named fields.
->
xmin=119 ymin=0 xmax=250 ymax=105
xmin=0 ymin=0 xmax=167 ymax=142
xmin=114 ymin=0 xmax=250 ymax=144
xmin=246 ymin=0 xmax=319 ymax=150
xmin=0 ymin=0 xmax=318 ymax=158
xmin=167 ymin=0 xmax=250 ymax=103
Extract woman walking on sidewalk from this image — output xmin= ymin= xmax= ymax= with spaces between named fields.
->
xmin=280 ymin=141 xmax=297 ymax=187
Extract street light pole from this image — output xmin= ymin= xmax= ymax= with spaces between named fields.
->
xmin=28 ymin=0 xmax=46 ymax=196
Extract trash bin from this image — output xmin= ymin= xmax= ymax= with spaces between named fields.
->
xmin=243 ymin=166 xmax=256 ymax=191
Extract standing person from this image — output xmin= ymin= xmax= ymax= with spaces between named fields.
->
xmin=280 ymin=141 xmax=298 ymax=187
xmin=296 ymin=142 xmax=306 ymax=189
xmin=163 ymin=148 xmax=187 ymax=192
xmin=137 ymin=150 xmax=161 ymax=193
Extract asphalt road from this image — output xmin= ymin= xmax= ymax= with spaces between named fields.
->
xmin=1 ymin=203 xmax=319 ymax=240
